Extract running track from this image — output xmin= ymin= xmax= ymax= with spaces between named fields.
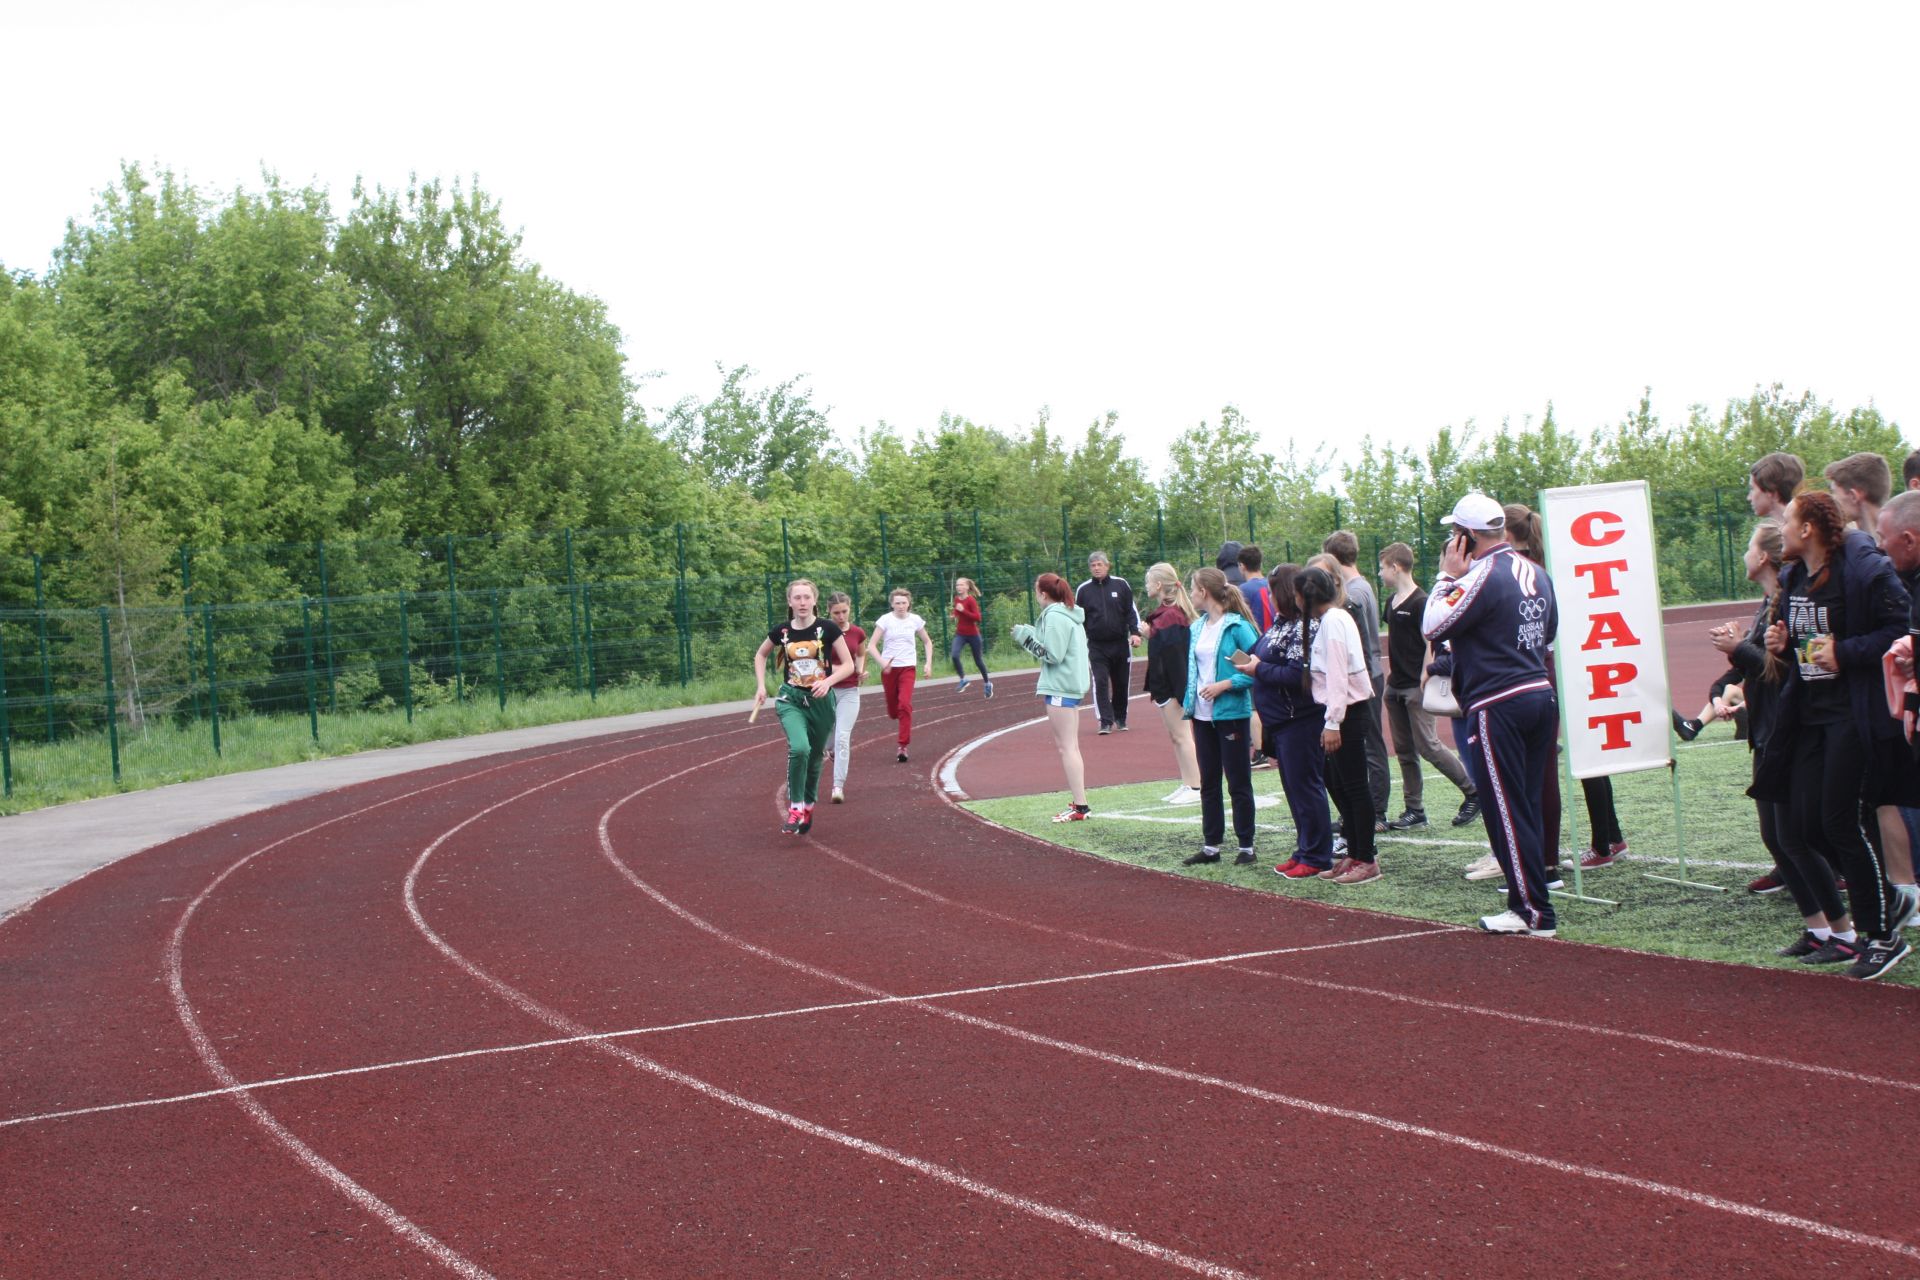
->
xmin=2 ymin=672 xmax=1917 ymax=1278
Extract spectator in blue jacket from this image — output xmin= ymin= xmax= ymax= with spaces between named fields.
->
xmin=1180 ymin=566 xmax=1260 ymax=867
xmin=1232 ymin=564 xmax=1331 ymax=875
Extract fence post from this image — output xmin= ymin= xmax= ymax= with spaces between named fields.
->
xmin=1711 ymin=487 xmax=1730 ymax=600
xmin=300 ymin=598 xmax=319 ymax=742
xmin=851 ymin=567 xmax=862 ymax=627
xmin=445 ymin=535 xmax=464 ymax=702
xmin=879 ymin=513 xmax=892 ymax=591
xmin=491 ymin=589 xmax=506 ymax=712
xmin=1247 ymin=502 xmax=1256 ymax=544
xmin=1156 ymin=507 xmax=1166 ymax=564
xmin=34 ymin=554 xmax=53 ymax=742
xmin=972 ymin=510 xmax=985 ymax=588
xmin=1416 ymin=495 xmax=1429 ymax=585
xmin=936 ymin=565 xmax=950 ymax=650
xmin=1023 ymin=555 xmax=1035 ymax=623
xmin=1060 ymin=508 xmax=1071 ymax=574
xmin=201 ymin=605 xmax=219 ymax=759
xmin=583 ymin=583 xmax=598 ymax=700
xmin=568 ymin=581 xmax=584 ymax=694
xmin=398 ymin=594 xmax=413 ymax=723
xmin=781 ymin=518 xmax=792 ymax=578
xmin=180 ymin=545 xmax=200 ymax=721
xmin=99 ymin=608 xmax=121 ymax=783
xmin=1332 ymin=498 xmax=1342 ymax=532
xmin=0 ymin=614 xmax=13 ymax=796
xmin=674 ymin=522 xmax=690 ymax=687
xmin=316 ymin=540 xmax=337 ymax=713
xmin=764 ymin=573 xmax=775 ymax=631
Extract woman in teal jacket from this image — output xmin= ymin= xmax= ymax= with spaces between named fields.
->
xmin=1012 ymin=572 xmax=1092 ymax=822
xmin=1180 ymin=566 xmax=1261 ymax=865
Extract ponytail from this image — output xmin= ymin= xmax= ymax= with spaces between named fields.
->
xmin=1191 ymin=566 xmax=1256 ymax=627
xmin=1145 ymin=561 xmax=1199 ymax=622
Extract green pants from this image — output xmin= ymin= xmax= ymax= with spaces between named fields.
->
xmin=776 ymin=684 xmax=837 ymax=805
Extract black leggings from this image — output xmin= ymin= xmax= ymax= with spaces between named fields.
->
xmin=950 ymin=633 xmax=989 ymax=680
xmin=1757 ymin=793 xmax=1845 ymax=922
xmin=1582 ymin=776 xmax=1622 ymax=849
xmin=1789 ymin=723 xmax=1890 ymax=938
xmin=1193 ymin=716 xmax=1257 ymax=850
xmin=1328 ymin=702 xmax=1378 ymax=862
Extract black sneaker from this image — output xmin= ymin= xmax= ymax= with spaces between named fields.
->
xmin=897 ymin=750 xmax=909 ymax=763
xmin=1385 ymin=809 xmax=1429 ymax=831
xmin=1183 ymin=848 xmax=1221 ymax=866
xmin=1777 ymin=929 xmax=1824 ymax=958
xmin=1800 ymin=936 xmax=1863 ymax=966
xmin=1233 ymin=849 xmax=1257 ymax=866
xmin=796 ymin=808 xmax=813 ymax=835
xmin=1098 ymin=724 xmax=1113 ymax=735
xmin=1452 ymin=797 xmax=1482 ymax=827
xmin=1249 ymin=751 xmax=1273 ymax=770
xmin=1845 ymin=936 xmax=1912 ymax=981
xmin=1117 ymin=721 xmax=1129 ymax=732
xmin=1672 ymin=710 xmax=1703 ymax=742
xmin=1331 ymin=820 xmax=1344 ymax=838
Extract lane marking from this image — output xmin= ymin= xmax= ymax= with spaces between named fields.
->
xmin=596 ymin=806 xmax=1920 ymax=1265
xmin=400 ymin=725 xmax=1258 ymax=1280
xmin=936 ymin=714 xmax=1045 ymax=798
xmin=154 ymin=718 xmax=762 ymax=1279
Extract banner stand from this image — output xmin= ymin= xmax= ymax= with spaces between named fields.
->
xmin=1640 ymin=749 xmax=1725 ymax=894
xmin=1553 ymin=742 xmax=1618 ymax=907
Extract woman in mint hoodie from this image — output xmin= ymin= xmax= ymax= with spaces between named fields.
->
xmin=1181 ymin=566 xmax=1261 ymax=866
xmin=1012 ymin=572 xmax=1093 ymax=823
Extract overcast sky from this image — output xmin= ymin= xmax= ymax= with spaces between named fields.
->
xmin=7 ymin=1 xmax=1916 ymax=478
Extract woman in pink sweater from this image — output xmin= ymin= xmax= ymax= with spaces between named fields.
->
xmin=1299 ymin=566 xmax=1380 ymax=884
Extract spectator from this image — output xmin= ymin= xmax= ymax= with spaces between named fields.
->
xmin=1423 ymin=493 xmax=1561 ymax=936
xmin=1763 ymin=490 xmax=1913 ymax=979
xmin=1904 ymin=449 xmax=1920 ymax=492
xmin=1179 ymin=567 xmax=1261 ymax=867
xmin=1825 ymin=452 xmax=1893 ymax=539
xmin=1299 ymin=566 xmax=1381 ymax=884
xmin=1012 ymin=573 xmax=1093 ymax=823
xmin=1075 ymin=552 xmax=1142 ymax=735
xmin=1378 ymin=541 xmax=1480 ymax=830
xmin=1748 ymin=451 xmax=1805 ymax=519
xmin=1217 ymin=540 xmax=1248 ymax=587
xmin=1141 ymin=562 xmax=1203 ymax=805
xmin=1232 ymin=563 xmax=1333 ymax=876
xmin=1865 ymin=490 xmax=1920 ymax=931
xmin=1239 ymin=545 xmax=1274 ymax=631
xmin=1323 ymin=531 xmax=1391 ymax=829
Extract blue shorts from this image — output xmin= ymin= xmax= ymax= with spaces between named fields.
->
xmin=1041 ymin=695 xmax=1081 ymax=709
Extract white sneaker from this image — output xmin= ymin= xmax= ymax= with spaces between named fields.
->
xmin=1163 ymin=785 xmax=1202 ymax=805
xmin=831 ymin=788 xmax=845 ymax=804
xmin=1463 ymin=853 xmax=1502 ymax=881
xmin=1479 ymin=910 xmax=1556 ymax=938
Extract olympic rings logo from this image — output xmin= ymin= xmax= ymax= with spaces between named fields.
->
xmin=1518 ymin=596 xmax=1550 ymax=621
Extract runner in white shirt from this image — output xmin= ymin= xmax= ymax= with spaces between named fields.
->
xmin=866 ymin=587 xmax=935 ymax=762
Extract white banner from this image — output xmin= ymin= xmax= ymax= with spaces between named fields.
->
xmin=1540 ymin=480 xmax=1673 ymax=779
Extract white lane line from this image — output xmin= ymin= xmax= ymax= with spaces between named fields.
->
xmin=0 ymin=927 xmax=1458 ymax=1132
xmin=937 ymin=715 xmax=1045 ymax=798
xmin=597 ymin=806 xmax=1920 ymax=1266
xmin=157 ymin=720 xmax=757 ymax=1279
xmin=401 ymin=735 xmax=1257 ymax=1280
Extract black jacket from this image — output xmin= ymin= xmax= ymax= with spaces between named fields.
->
xmin=1774 ymin=529 xmax=1909 ymax=746
xmin=1076 ymin=574 xmax=1140 ymax=644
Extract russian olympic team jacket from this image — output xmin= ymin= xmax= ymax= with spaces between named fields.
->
xmin=1181 ymin=612 xmax=1259 ymax=722
xmin=1013 ymin=603 xmax=1091 ymax=700
xmin=1421 ymin=543 xmax=1558 ymax=714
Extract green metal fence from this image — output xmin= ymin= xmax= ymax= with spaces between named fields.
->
xmin=0 ymin=490 xmax=1759 ymax=800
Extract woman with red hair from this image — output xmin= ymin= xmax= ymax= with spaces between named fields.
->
xmin=1013 ymin=572 xmax=1093 ymax=822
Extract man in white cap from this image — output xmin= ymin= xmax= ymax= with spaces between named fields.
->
xmin=1423 ymin=493 xmax=1562 ymax=937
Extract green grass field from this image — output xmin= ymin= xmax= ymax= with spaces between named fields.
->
xmin=965 ymin=725 xmax=1920 ymax=988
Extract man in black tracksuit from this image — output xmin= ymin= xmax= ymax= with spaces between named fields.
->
xmin=1076 ymin=551 xmax=1142 ymax=733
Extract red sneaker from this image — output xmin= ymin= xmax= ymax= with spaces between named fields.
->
xmin=1577 ymin=841 xmax=1627 ymax=870
xmin=1281 ymin=861 xmax=1322 ymax=878
xmin=1317 ymin=857 xmax=1355 ymax=880
xmin=1747 ymin=872 xmax=1784 ymax=895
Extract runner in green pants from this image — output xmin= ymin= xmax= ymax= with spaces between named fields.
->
xmin=753 ymin=578 xmax=856 ymax=836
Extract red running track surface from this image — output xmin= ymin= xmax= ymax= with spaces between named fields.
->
xmin=3 ymin=670 xmax=1918 ymax=1278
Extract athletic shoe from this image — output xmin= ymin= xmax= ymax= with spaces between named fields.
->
xmin=1479 ymin=910 xmax=1556 ymax=938
xmin=1118 ymin=721 xmax=1130 ymax=731
xmin=1098 ymin=724 xmax=1112 ymax=735
xmin=1279 ymin=860 xmax=1323 ymax=879
xmin=1249 ymin=751 xmax=1273 ymax=770
xmin=1887 ymin=884 xmax=1920 ymax=935
xmin=1163 ymin=785 xmax=1202 ymax=805
xmin=1052 ymin=805 xmax=1091 ymax=823
xmin=1747 ymin=872 xmax=1785 ymax=895
xmin=1183 ymin=848 xmax=1222 ymax=866
xmin=796 ymin=806 xmax=813 ymax=835
xmin=1385 ymin=809 xmax=1428 ymax=831
xmin=1331 ymin=835 xmax=1348 ymax=857
xmin=1332 ymin=860 xmax=1381 ymax=885
xmin=1845 ymin=937 xmax=1912 ymax=981
xmin=1463 ymin=853 xmax=1503 ymax=881
xmin=1318 ymin=857 xmax=1355 ymax=880
xmin=1673 ymin=713 xmax=1703 ymax=742
xmin=983 ymin=681 xmax=994 ymax=699
xmin=1331 ymin=820 xmax=1343 ymax=838
xmin=1373 ymin=819 xmax=1389 ymax=833
xmin=831 ymin=788 xmax=845 ymax=804
xmin=1452 ymin=797 xmax=1482 ymax=827
xmin=897 ymin=750 xmax=910 ymax=763
xmin=781 ymin=806 xmax=803 ymax=835
xmin=1577 ymin=841 xmax=1627 ymax=870
xmin=1777 ymin=930 xmax=1824 ymax=958
xmin=1800 ymin=936 xmax=1862 ymax=966
xmin=956 ymin=678 xmax=971 ymax=694
xmin=1234 ymin=849 xmax=1257 ymax=867
xmin=1544 ymin=874 xmax=1565 ymax=891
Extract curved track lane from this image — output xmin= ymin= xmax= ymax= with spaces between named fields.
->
xmin=4 ymin=672 xmax=1919 ymax=1278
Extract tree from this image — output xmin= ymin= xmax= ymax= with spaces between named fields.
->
xmin=662 ymin=364 xmax=834 ymax=499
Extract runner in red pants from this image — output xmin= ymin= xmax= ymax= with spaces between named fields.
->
xmin=867 ymin=587 xmax=935 ymax=762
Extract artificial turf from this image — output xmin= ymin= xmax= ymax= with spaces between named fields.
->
xmin=965 ymin=723 xmax=1920 ymax=988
